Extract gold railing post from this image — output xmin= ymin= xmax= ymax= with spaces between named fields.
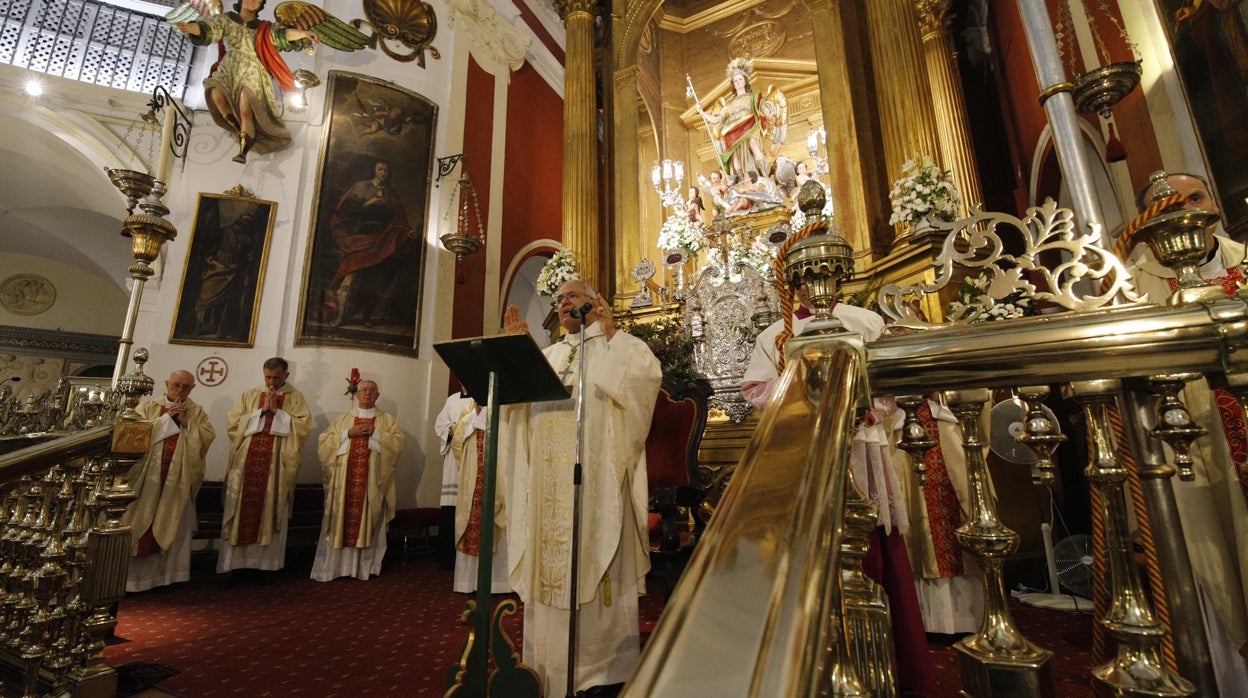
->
xmin=946 ymin=388 xmax=1055 ymax=697
xmin=68 ymin=349 xmax=153 ymax=695
xmin=1070 ymin=380 xmax=1194 ymax=697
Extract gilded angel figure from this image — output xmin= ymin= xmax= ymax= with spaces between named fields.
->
xmin=695 ymin=57 xmax=788 ymax=183
xmin=168 ymin=0 xmax=369 ymax=163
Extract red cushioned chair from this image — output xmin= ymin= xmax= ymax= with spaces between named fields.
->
xmin=645 ymin=376 xmax=711 ymax=598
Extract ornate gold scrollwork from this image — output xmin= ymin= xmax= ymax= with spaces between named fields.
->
xmin=352 ymin=0 xmax=440 ymax=66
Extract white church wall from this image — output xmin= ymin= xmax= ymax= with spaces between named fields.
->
xmin=130 ymin=0 xmax=469 ymax=510
xmin=0 ymin=253 xmax=128 ymax=334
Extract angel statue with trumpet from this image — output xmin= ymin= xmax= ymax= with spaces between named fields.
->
xmin=693 ymin=57 xmax=788 ymax=184
xmin=168 ymin=0 xmax=369 ymax=163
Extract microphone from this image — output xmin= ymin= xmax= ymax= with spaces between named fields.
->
xmin=569 ymin=302 xmax=594 ymax=320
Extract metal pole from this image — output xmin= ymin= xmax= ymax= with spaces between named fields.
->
xmin=1015 ymin=0 xmax=1107 ymax=240
xmin=1118 ymin=383 xmax=1218 ymax=695
xmin=566 ymin=320 xmax=588 ymax=698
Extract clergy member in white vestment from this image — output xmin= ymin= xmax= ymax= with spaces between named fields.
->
xmin=123 ymin=370 xmax=214 ymax=592
xmin=740 ymin=284 xmax=935 ymax=696
xmin=499 ymin=279 xmax=662 ymax=697
xmin=449 ymin=403 xmax=510 ymax=593
xmin=888 ymin=394 xmax=984 ymax=634
xmin=218 ymin=357 xmax=312 ymax=574
xmin=1124 ymin=172 xmax=1248 ymax=691
xmin=435 ymin=384 xmax=475 ymax=570
xmin=312 ymin=380 xmax=403 ymax=581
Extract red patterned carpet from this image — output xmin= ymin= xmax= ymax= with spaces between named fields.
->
xmin=107 ymin=553 xmax=1095 ymax=696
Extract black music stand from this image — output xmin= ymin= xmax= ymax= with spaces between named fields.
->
xmin=436 ymin=332 xmax=570 ymax=698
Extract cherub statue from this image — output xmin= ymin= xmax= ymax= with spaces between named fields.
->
xmin=168 ymin=0 xmax=369 ymax=163
xmin=695 ymin=58 xmax=788 ymax=183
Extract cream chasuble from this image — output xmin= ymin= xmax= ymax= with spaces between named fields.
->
xmin=499 ymin=321 xmax=661 ymax=692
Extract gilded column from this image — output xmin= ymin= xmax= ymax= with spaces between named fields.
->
xmin=864 ymin=0 xmax=943 ymax=234
xmin=915 ymin=0 xmax=983 ymax=212
xmin=613 ymin=65 xmax=642 ymax=302
xmin=555 ymin=0 xmax=600 ymax=289
xmin=802 ymin=0 xmax=886 ymax=258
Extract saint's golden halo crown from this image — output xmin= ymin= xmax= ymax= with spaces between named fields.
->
xmin=726 ymin=57 xmax=754 ymax=81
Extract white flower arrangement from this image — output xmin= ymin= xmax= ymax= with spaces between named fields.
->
xmin=948 ymin=269 xmax=1037 ymax=322
xmin=536 ymin=248 xmax=579 ymax=298
xmin=888 ymin=156 xmax=962 ymax=227
xmin=703 ymin=233 xmax=775 ymax=283
xmin=656 ymin=213 xmax=705 ymax=258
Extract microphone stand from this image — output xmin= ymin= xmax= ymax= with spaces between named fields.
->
xmin=566 ymin=310 xmax=589 ymax=698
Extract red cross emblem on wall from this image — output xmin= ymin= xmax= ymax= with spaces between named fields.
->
xmin=196 ymin=357 xmax=228 ymax=387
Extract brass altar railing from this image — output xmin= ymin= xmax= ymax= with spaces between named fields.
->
xmin=627 ymin=292 xmax=1238 ymax=696
xmin=0 ymin=355 xmax=153 ymax=697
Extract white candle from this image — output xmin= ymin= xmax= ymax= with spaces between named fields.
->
xmin=651 ymin=165 xmax=661 ymax=187
xmin=662 ymin=159 xmax=672 ymax=182
xmin=155 ymin=105 xmax=175 ymax=184
xmin=674 ymin=160 xmax=684 ymax=183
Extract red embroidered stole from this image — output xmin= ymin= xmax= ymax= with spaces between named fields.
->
xmin=135 ymin=406 xmax=180 ymax=557
xmin=918 ymin=402 xmax=964 ymax=577
xmin=340 ymin=416 xmax=375 ymax=547
xmin=459 ymin=430 xmax=486 ymax=555
xmin=236 ymin=393 xmax=284 ymax=545
xmin=1167 ymin=268 xmax=1248 ymax=505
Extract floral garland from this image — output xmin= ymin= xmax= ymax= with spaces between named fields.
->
xmin=948 ymin=270 xmax=1038 ymax=321
xmin=656 ymin=213 xmax=705 ymax=258
xmin=888 ymin=156 xmax=962 ymax=227
xmin=536 ymin=249 xmax=579 ymax=298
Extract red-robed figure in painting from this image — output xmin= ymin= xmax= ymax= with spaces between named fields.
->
xmin=324 ymin=159 xmax=418 ymax=327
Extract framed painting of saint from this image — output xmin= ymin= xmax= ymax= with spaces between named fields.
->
xmin=1153 ymin=0 xmax=1248 ymax=238
xmin=295 ymin=71 xmax=438 ymax=356
xmin=169 ymin=189 xmax=277 ymax=347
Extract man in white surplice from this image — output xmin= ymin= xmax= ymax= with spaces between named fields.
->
xmin=499 ymin=278 xmax=662 ymax=696
xmin=435 ymin=384 xmax=475 ymax=571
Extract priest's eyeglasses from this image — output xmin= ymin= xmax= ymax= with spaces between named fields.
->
xmin=553 ymin=290 xmax=585 ymax=307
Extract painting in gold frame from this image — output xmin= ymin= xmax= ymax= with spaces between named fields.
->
xmin=169 ymin=190 xmax=277 ymax=347
xmin=295 ymin=71 xmax=437 ymax=356
xmin=1152 ymin=0 xmax=1248 ymax=238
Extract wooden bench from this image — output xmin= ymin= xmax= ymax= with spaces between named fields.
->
xmin=194 ymin=481 xmax=326 ymax=547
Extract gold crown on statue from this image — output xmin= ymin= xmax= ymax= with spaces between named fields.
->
xmin=726 ymin=57 xmax=754 ymax=82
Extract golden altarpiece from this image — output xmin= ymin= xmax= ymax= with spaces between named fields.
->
xmin=544 ymin=0 xmax=1243 ymax=696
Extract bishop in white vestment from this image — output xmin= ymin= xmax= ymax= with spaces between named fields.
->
xmin=499 ymin=279 xmax=662 ymax=695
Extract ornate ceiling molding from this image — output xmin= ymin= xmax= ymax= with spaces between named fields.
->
xmin=447 ymin=0 xmax=533 ymax=76
xmin=0 ymin=325 xmax=117 ymax=357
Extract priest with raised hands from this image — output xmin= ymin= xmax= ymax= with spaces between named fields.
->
xmin=312 ymin=379 xmax=404 ymax=581
xmin=123 ymin=369 xmax=215 ymax=592
xmin=219 ymin=357 xmax=312 ymax=577
xmin=499 ymin=278 xmax=662 ymax=698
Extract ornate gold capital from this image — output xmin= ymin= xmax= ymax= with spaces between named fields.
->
xmin=801 ymin=0 xmax=836 ymax=13
xmin=553 ymin=0 xmax=596 ymax=21
xmin=914 ymin=0 xmax=953 ymax=38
